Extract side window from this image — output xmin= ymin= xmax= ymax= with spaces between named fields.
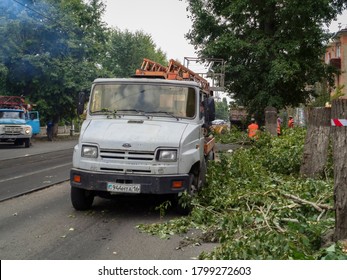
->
xmin=185 ymin=88 xmax=196 ymax=118
xmin=199 ymin=91 xmax=205 ymax=119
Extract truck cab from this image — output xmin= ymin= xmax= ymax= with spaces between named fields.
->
xmin=70 ymin=77 xmax=215 ymax=211
xmin=0 ymin=108 xmax=32 ymax=147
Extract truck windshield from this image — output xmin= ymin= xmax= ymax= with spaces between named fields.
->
xmin=0 ymin=111 xmax=25 ymax=119
xmin=90 ymin=83 xmax=196 ymax=118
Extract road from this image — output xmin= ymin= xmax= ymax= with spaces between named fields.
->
xmin=0 ymin=137 xmax=216 ymax=260
xmin=0 ymin=137 xmax=77 ymax=161
xmin=0 ymin=138 xmax=77 ymax=201
xmin=0 ymin=181 xmax=215 ymax=259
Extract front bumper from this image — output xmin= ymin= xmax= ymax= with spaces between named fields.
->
xmin=70 ymin=168 xmax=190 ymax=194
xmin=0 ymin=134 xmax=31 ymax=139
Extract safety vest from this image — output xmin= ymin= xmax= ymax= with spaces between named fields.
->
xmin=288 ymin=119 xmax=294 ymax=128
xmin=248 ymin=123 xmax=259 ymax=138
xmin=277 ymin=120 xmax=281 ymax=135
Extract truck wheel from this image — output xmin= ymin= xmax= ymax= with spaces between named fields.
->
xmin=176 ymin=174 xmax=195 ymax=215
xmin=176 ymin=160 xmax=207 ymax=214
xmin=14 ymin=139 xmax=23 ymax=146
xmin=71 ymin=187 xmax=94 ymax=210
xmin=24 ymin=138 xmax=30 ymax=148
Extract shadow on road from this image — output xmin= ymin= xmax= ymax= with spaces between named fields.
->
xmin=0 ymin=142 xmax=28 ymax=149
xmin=85 ymin=194 xmax=180 ymax=219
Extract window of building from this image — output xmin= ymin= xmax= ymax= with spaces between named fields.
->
xmin=336 ymin=45 xmax=341 ymax=58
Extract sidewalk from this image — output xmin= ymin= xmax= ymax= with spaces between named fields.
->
xmin=36 ymin=125 xmax=78 ymax=138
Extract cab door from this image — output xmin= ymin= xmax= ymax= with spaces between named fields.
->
xmin=26 ymin=111 xmax=41 ymax=135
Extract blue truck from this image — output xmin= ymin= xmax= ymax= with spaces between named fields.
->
xmin=0 ymin=96 xmax=40 ymax=148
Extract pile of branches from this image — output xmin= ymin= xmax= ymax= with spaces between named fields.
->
xmin=138 ymin=128 xmax=347 ymax=259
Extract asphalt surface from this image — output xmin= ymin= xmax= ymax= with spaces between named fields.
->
xmin=0 ymin=136 xmax=217 ymax=260
xmin=0 ymin=136 xmax=78 ymax=201
xmin=0 ymin=136 xmax=78 ymax=161
xmin=0 ymin=181 xmax=217 ymax=260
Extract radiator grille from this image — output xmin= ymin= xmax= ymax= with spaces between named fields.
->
xmin=4 ymin=126 xmax=22 ymax=135
xmin=100 ymin=149 xmax=155 ymax=161
xmin=98 ymin=149 xmax=155 ymax=174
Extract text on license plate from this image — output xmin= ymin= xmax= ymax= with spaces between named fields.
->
xmin=107 ymin=183 xmax=141 ymax=193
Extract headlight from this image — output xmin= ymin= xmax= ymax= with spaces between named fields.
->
xmin=24 ymin=126 xmax=32 ymax=135
xmin=157 ymin=149 xmax=177 ymax=162
xmin=81 ymin=145 xmax=98 ymax=158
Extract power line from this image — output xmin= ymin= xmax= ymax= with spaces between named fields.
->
xmin=12 ymin=0 xmax=54 ymax=23
xmin=11 ymin=0 xmax=69 ymax=32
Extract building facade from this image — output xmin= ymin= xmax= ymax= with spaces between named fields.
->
xmin=325 ymin=28 xmax=347 ymax=96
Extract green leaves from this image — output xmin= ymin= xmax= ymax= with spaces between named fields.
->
xmin=104 ymin=29 xmax=167 ymax=78
xmin=186 ymin=0 xmax=346 ymax=117
xmin=319 ymin=242 xmax=347 ymax=260
xmin=0 ymin=0 xmax=109 ymax=122
xmin=137 ymin=128 xmax=343 ymax=259
xmin=259 ymin=127 xmax=306 ymax=175
xmin=0 ymin=0 xmax=167 ymax=123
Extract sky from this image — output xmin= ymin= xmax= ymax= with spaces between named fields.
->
xmin=327 ymin=10 xmax=347 ymax=32
xmin=102 ymin=0 xmax=196 ymax=62
xmin=102 ymin=1 xmax=347 ymax=61
xmin=103 ymin=0 xmax=347 ymax=62
xmin=102 ymin=1 xmax=347 ymax=102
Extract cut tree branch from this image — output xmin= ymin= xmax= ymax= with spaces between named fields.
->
xmin=282 ymin=193 xmax=332 ymax=212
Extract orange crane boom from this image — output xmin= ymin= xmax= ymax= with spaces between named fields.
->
xmin=135 ymin=58 xmax=210 ymax=93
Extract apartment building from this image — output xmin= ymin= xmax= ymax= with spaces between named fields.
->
xmin=325 ymin=28 xmax=347 ymax=96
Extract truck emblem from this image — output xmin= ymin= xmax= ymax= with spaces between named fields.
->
xmin=122 ymin=143 xmax=131 ymax=148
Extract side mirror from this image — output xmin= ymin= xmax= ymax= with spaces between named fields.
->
xmin=77 ymin=92 xmax=85 ymax=115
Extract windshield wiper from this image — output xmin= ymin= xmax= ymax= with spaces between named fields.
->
xmin=116 ymin=109 xmax=146 ymax=115
xmin=146 ymin=111 xmax=179 ymax=120
xmin=91 ymin=109 xmax=113 ymax=114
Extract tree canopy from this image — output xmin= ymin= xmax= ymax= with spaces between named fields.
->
xmin=103 ymin=29 xmax=167 ymax=78
xmin=0 ymin=0 xmax=167 ymax=124
xmin=185 ymin=0 xmax=347 ymax=119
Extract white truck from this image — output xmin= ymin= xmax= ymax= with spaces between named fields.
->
xmin=70 ymin=59 xmax=215 ymax=212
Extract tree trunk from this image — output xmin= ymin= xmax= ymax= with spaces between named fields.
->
xmin=264 ymin=106 xmax=277 ymax=136
xmin=331 ymin=99 xmax=347 ymax=241
xmin=300 ymin=107 xmax=331 ymax=178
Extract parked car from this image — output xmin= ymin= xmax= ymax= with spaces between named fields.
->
xmin=211 ymin=119 xmax=226 ymax=125
xmin=211 ymin=119 xmax=228 ymax=134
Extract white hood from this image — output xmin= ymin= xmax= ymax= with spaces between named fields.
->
xmin=81 ymin=119 xmax=188 ymax=151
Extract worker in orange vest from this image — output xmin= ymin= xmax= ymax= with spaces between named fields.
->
xmin=277 ymin=117 xmax=282 ymax=136
xmin=248 ymin=118 xmax=259 ymax=139
xmin=288 ymin=116 xmax=294 ymax=128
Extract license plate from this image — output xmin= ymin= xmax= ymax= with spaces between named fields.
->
xmin=107 ymin=183 xmax=141 ymax=194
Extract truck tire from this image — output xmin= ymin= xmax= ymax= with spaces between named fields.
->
xmin=175 ymin=175 xmax=195 ymax=215
xmin=176 ymin=160 xmax=207 ymax=214
xmin=71 ymin=187 xmax=94 ymax=210
xmin=24 ymin=138 xmax=30 ymax=148
xmin=14 ymin=139 xmax=23 ymax=146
